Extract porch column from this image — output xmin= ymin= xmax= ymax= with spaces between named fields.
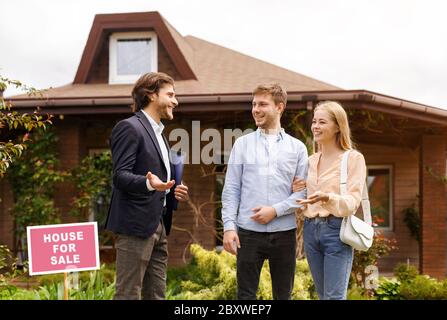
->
xmin=420 ymin=135 xmax=447 ymax=278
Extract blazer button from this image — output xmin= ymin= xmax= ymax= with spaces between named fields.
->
xmin=160 ymin=197 xmax=164 ymax=202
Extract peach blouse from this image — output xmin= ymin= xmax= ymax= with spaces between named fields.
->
xmin=302 ymin=150 xmax=367 ymax=218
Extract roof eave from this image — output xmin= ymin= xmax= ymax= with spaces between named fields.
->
xmin=6 ymin=90 xmax=447 ymax=125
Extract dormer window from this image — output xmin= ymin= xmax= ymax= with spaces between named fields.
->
xmin=109 ymin=31 xmax=158 ymax=84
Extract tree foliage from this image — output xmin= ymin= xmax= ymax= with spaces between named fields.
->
xmin=0 ymin=76 xmax=53 ymax=177
xmin=7 ymin=128 xmax=68 ymax=242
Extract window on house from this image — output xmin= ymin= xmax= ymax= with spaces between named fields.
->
xmin=367 ymin=165 xmax=393 ymax=230
xmin=109 ymin=32 xmax=158 ymax=84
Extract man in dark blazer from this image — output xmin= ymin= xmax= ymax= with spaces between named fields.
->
xmin=106 ymin=72 xmax=189 ymax=300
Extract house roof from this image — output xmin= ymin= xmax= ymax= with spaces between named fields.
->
xmin=7 ymin=11 xmax=447 ymax=126
xmin=10 ymin=11 xmax=340 ymax=101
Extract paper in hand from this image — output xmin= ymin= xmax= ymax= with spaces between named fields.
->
xmin=170 ymin=150 xmax=185 ymax=184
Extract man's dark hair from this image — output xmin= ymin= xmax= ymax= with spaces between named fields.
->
xmin=131 ymin=72 xmax=175 ymax=112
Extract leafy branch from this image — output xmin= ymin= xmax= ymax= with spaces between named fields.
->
xmin=0 ymin=75 xmax=53 ymax=177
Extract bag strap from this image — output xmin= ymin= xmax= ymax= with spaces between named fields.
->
xmin=340 ymin=150 xmax=372 ymax=225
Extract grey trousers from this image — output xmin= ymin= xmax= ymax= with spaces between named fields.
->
xmin=113 ymin=221 xmax=168 ymax=300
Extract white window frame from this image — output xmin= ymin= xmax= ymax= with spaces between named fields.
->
xmin=367 ymin=165 xmax=393 ymax=231
xmin=109 ymin=31 xmax=158 ymax=84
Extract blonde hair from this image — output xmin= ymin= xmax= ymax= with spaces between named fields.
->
xmin=313 ymin=101 xmax=355 ymax=152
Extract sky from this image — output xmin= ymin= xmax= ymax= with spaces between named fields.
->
xmin=1 ymin=0 xmax=446 ymax=109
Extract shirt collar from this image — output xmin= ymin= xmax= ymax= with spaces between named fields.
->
xmin=141 ymin=110 xmax=164 ymax=134
xmin=256 ymin=127 xmax=285 ymax=141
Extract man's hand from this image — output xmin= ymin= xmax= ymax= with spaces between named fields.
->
xmin=223 ymin=230 xmax=240 ymax=255
xmin=174 ymin=182 xmax=189 ymax=202
xmin=250 ymin=206 xmax=277 ymax=224
xmin=146 ymin=171 xmax=175 ymax=191
xmin=297 ymin=191 xmax=329 ymax=205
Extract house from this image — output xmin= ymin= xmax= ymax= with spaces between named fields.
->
xmin=2 ymin=11 xmax=446 ymax=278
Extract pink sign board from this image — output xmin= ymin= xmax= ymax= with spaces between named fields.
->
xmin=27 ymin=222 xmax=100 ymax=275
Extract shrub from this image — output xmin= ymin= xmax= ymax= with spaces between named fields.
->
xmin=33 ymin=266 xmax=115 ymax=300
xmin=1 ymin=264 xmax=115 ymax=300
xmin=351 ymin=230 xmax=397 ymax=292
xmin=0 ymin=245 xmax=14 ymax=281
xmin=167 ymin=244 xmax=314 ymax=300
xmin=0 ymin=285 xmax=39 ymax=300
xmin=347 ymin=285 xmax=372 ymax=300
xmin=0 ymin=244 xmax=24 ymax=288
xmin=399 ymin=275 xmax=447 ymax=300
xmin=375 ymin=278 xmax=401 ymax=300
xmin=393 ymin=263 xmax=419 ymax=283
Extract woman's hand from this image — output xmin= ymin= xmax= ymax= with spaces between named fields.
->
xmin=292 ymin=176 xmax=306 ymax=193
xmin=297 ymin=191 xmax=329 ymax=205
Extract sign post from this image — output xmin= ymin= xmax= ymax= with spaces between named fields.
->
xmin=64 ymin=272 xmax=69 ymax=300
xmin=27 ymin=222 xmax=100 ymax=299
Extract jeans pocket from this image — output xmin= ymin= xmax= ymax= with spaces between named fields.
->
xmin=326 ymin=217 xmax=343 ymax=230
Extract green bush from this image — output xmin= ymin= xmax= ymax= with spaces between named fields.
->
xmin=351 ymin=230 xmax=397 ymax=290
xmin=375 ymin=278 xmax=401 ymax=300
xmin=373 ymin=265 xmax=447 ymax=300
xmin=347 ymin=285 xmax=372 ymax=300
xmin=34 ymin=264 xmax=115 ymax=300
xmin=394 ymin=263 xmax=419 ymax=283
xmin=35 ymin=263 xmax=115 ymax=288
xmin=399 ymin=275 xmax=447 ymax=300
xmin=0 ymin=285 xmax=39 ymax=300
xmin=0 ymin=264 xmax=115 ymax=300
xmin=0 ymin=245 xmax=13 ymax=284
xmin=167 ymin=244 xmax=314 ymax=300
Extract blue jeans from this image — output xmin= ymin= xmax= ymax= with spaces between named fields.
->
xmin=303 ymin=216 xmax=353 ymax=300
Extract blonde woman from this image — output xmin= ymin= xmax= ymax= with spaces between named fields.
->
xmin=293 ymin=101 xmax=366 ymax=300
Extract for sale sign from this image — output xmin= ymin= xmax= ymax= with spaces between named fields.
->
xmin=27 ymin=222 xmax=100 ymax=275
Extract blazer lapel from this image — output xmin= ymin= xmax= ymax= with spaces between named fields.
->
xmin=135 ymin=111 xmax=166 ymax=172
xmin=162 ymin=133 xmax=174 ymax=175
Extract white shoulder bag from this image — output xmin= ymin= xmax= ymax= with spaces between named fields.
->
xmin=339 ymin=150 xmax=374 ymax=251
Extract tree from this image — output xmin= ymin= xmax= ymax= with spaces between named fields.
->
xmin=0 ymin=76 xmax=53 ymax=177
xmin=1 ymin=75 xmax=55 ymax=265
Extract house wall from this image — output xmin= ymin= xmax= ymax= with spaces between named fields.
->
xmin=55 ymin=119 xmax=85 ymax=224
xmin=0 ymin=118 xmax=429 ymax=273
xmin=359 ymin=143 xmax=420 ymax=273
